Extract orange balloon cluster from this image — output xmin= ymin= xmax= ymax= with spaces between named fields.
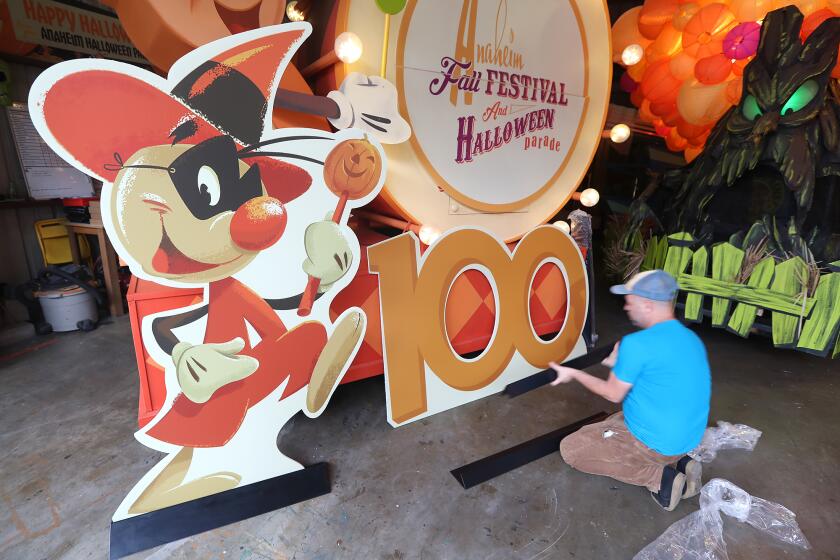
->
xmin=613 ymin=0 xmax=840 ymax=162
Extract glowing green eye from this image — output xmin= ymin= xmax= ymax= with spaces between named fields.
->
xmin=742 ymin=95 xmax=762 ymax=121
xmin=781 ymin=80 xmax=819 ymax=116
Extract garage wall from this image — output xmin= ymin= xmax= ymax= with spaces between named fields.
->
xmin=0 ymin=61 xmax=62 ymax=291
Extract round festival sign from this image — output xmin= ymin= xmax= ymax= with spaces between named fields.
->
xmin=334 ymin=0 xmax=611 ymax=241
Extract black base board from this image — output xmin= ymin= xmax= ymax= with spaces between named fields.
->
xmin=504 ymin=343 xmax=615 ymax=397
xmin=110 ymin=462 xmax=331 ymax=559
xmin=451 ymin=412 xmax=609 ymax=489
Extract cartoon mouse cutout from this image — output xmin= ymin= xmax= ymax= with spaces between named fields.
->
xmin=29 ymin=23 xmax=386 ymax=521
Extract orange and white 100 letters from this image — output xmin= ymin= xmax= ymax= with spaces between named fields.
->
xmin=369 ymin=225 xmax=588 ymax=427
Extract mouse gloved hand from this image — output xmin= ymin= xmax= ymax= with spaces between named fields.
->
xmin=302 ymin=220 xmax=354 ymax=293
xmin=171 ymin=337 xmax=259 ymax=403
xmin=327 ymin=73 xmax=411 ymax=144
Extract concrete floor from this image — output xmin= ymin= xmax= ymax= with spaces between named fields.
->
xmin=1 ymin=284 xmax=838 ymax=560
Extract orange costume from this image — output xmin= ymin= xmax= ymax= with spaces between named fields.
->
xmin=147 ymin=277 xmax=327 ymax=448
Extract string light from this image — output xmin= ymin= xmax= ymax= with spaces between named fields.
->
xmin=621 ymin=44 xmax=644 ymax=66
xmin=418 ymin=225 xmax=441 ymax=245
xmin=553 ymin=220 xmax=571 ymax=233
xmin=335 ymin=32 xmax=363 ymax=64
xmin=579 ymin=188 xmax=600 ymax=207
xmin=610 ymin=123 xmax=631 ymax=143
xmin=286 ymin=1 xmax=305 ymax=22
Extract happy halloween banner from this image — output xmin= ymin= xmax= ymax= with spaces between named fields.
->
xmin=5 ymin=0 xmax=148 ymax=65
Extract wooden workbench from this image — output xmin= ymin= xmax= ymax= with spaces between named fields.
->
xmin=65 ymin=222 xmax=125 ymax=317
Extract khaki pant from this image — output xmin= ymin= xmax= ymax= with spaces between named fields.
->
xmin=559 ymin=412 xmax=684 ymax=492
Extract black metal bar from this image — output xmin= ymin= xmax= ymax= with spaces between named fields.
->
xmin=450 ymin=412 xmax=609 ymax=489
xmin=109 ymin=462 xmax=331 ymax=559
xmin=273 ymin=88 xmax=341 ymax=119
xmin=503 ymin=343 xmax=615 ymax=398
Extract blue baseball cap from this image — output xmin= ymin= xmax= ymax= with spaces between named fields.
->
xmin=610 ymin=270 xmax=678 ymax=301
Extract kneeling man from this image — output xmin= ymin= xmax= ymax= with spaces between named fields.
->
xmin=550 ymin=270 xmax=710 ymax=511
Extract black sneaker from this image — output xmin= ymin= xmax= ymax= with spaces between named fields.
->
xmin=650 ymin=466 xmax=685 ymax=511
xmin=676 ymin=456 xmax=702 ymax=498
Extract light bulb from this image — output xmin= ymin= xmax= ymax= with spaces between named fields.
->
xmin=335 ymin=32 xmax=363 ymax=64
xmin=286 ymin=1 xmax=304 ymax=22
xmin=579 ymin=188 xmax=600 ymax=207
xmin=621 ymin=44 xmax=644 ymax=66
xmin=553 ymin=220 xmax=571 ymax=233
xmin=610 ymin=123 xmax=631 ymax=143
xmin=418 ymin=225 xmax=441 ymax=245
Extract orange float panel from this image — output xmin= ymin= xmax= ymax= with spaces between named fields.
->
xmin=126 ymin=276 xmax=203 ymax=428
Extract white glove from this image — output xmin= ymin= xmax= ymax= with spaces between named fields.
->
xmin=302 ymin=220 xmax=354 ymax=293
xmin=171 ymin=337 xmax=259 ymax=404
xmin=327 ymin=73 xmax=411 ymax=144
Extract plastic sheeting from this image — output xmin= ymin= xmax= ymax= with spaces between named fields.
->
xmin=689 ymin=421 xmax=762 ymax=463
xmin=634 ymin=479 xmax=810 ymax=560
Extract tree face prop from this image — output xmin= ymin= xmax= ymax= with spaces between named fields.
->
xmin=671 ymin=7 xmax=840 ymax=238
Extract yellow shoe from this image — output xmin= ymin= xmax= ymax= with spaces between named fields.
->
xmin=306 ymin=311 xmax=365 ymax=414
xmin=129 ymin=472 xmax=241 ymax=514
xmin=128 ymin=447 xmax=242 ymax=514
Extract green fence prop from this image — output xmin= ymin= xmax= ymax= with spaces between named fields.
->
xmin=796 ymin=272 xmax=840 ymax=357
xmin=623 ymin=233 xmax=837 ymax=357
xmin=664 ymin=233 xmax=694 ymax=279
xmin=678 ymin=274 xmax=816 ymax=316
xmin=727 ymin=257 xmax=776 ymax=337
xmin=769 ymin=257 xmax=808 ymax=348
xmin=684 ymin=246 xmax=708 ymax=322
xmin=710 ymin=243 xmax=745 ymax=327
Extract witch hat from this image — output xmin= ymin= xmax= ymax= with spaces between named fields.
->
xmin=29 ymin=23 xmax=314 ymax=203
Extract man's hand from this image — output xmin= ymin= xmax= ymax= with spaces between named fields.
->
xmin=549 ymin=355 xmax=632 ymax=403
xmin=171 ymin=338 xmax=259 ymax=404
xmin=302 ymin=220 xmax=354 ymax=293
xmin=601 ymin=342 xmax=620 ymax=369
xmin=548 ymin=362 xmax=577 ymax=385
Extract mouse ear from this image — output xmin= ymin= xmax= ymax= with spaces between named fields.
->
xmin=31 ymin=64 xmax=220 ymax=183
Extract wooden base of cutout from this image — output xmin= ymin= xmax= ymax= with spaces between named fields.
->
xmin=110 ymin=462 xmax=330 ymax=559
xmin=451 ymin=413 xmax=608 ymax=489
xmin=504 ymin=344 xmax=615 ymax=397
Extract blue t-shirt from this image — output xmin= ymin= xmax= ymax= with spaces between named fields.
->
xmin=613 ymin=320 xmax=711 ymax=456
